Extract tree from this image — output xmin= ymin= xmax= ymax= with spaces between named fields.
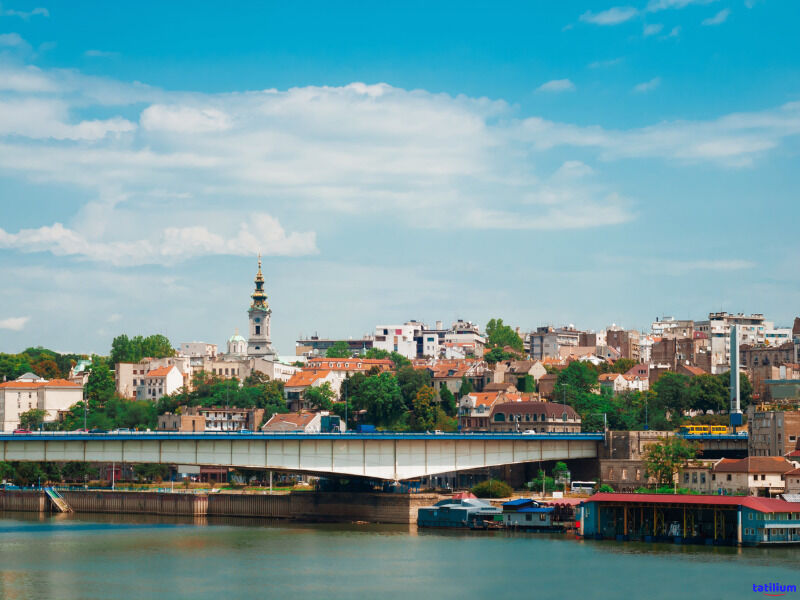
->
xmin=609 ymin=358 xmax=637 ymax=374
xmin=365 ymin=348 xmax=390 ymax=360
xmin=32 ymin=359 xmax=60 ymax=379
xmin=397 ymin=365 xmax=431 ymax=409
xmin=389 ymin=351 xmax=411 ymax=369
xmin=652 ymin=372 xmax=691 ymax=424
xmin=715 ymin=371 xmax=753 ymax=409
xmin=484 ymin=318 xmax=524 ymax=352
xmin=85 ymin=360 xmax=115 ymax=406
xmin=484 ymin=347 xmax=520 ymax=364
xmin=459 ymin=376 xmax=473 ymax=397
xmin=19 ymin=408 xmax=47 ymax=430
xmin=134 ymin=463 xmax=170 ymax=483
xmin=303 ymin=382 xmax=336 ymax=411
xmin=350 ymin=372 xmax=405 ymax=427
xmin=643 ymin=437 xmax=699 ymax=486
xmin=555 ymin=361 xmax=598 ymax=397
xmin=410 ymin=386 xmax=438 ymax=431
xmin=109 ymin=333 xmax=174 ymax=365
xmin=472 ymin=479 xmax=513 ymax=498
xmin=517 ymin=375 xmax=536 ymax=393
xmin=439 ymin=387 xmax=457 ymax=417
xmin=325 ymin=342 xmax=352 ymax=358
xmin=527 ymin=469 xmax=555 ymax=493
xmin=688 ymin=374 xmax=727 ymax=414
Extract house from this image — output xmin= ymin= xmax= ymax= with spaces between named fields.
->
xmin=158 ymin=412 xmax=206 ymax=432
xmin=457 ymin=391 xmax=533 ymax=431
xmin=137 ymin=365 xmax=184 ymax=401
xmin=677 ymin=363 xmax=707 ymax=378
xmin=598 ymin=373 xmax=627 ymax=394
xmin=196 ymin=406 xmax=265 ymax=432
xmin=489 ymin=401 xmax=581 ymax=433
xmin=495 ymin=360 xmax=547 ymax=387
xmin=0 ymin=374 xmax=83 ymax=431
xmin=537 ymin=373 xmax=559 ymax=400
xmin=260 ymin=410 xmax=345 ymax=433
xmin=428 ymin=359 xmax=488 ymax=397
xmin=283 ymin=369 xmax=337 ymax=412
xmin=681 ymin=457 xmax=797 ymax=496
xmin=501 ymin=498 xmax=556 ymax=530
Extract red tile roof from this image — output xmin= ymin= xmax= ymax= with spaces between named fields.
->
xmin=1 ymin=379 xmax=81 ymax=389
xmin=306 ymin=358 xmax=392 ymax=371
xmin=146 ymin=366 xmax=176 ymax=378
xmin=42 ymin=379 xmax=81 ymax=387
xmin=286 ymin=370 xmax=330 ymax=388
xmin=585 ymin=492 xmax=800 ymax=514
xmin=262 ymin=411 xmax=318 ymax=430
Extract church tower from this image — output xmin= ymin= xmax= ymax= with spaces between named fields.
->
xmin=247 ymin=255 xmax=276 ymax=360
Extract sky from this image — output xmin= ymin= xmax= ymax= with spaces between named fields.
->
xmin=0 ymin=0 xmax=798 ymax=356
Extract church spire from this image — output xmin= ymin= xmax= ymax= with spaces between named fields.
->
xmin=251 ymin=253 xmax=268 ymax=310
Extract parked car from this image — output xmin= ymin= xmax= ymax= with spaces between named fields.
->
xmin=13 ymin=428 xmax=32 ymax=434
xmin=239 ymin=429 xmax=252 ymax=434
xmin=89 ymin=428 xmax=108 ymax=434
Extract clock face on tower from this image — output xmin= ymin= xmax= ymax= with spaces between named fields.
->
xmin=254 ymin=317 xmax=261 ymax=323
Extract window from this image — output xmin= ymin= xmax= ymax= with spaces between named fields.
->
xmin=712 ymin=474 xmax=716 ymax=481
xmin=255 ymin=326 xmax=261 ymax=335
xmin=701 ymin=473 xmax=706 ymax=484
xmin=727 ymin=474 xmax=732 ymax=481
xmin=692 ymin=473 xmax=697 ymax=484
xmin=525 ymin=514 xmax=532 ymax=522
xmin=762 ymin=474 xmax=766 ymax=481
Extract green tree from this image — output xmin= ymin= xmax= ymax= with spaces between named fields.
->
xmin=32 ymin=359 xmax=60 ymax=379
xmin=555 ymin=361 xmax=598 ymax=397
xmin=85 ymin=360 xmax=115 ymax=405
xmin=652 ymin=372 xmax=691 ymax=424
xmin=484 ymin=347 xmax=521 ymax=364
xmin=325 ymin=342 xmax=352 ymax=358
xmin=471 ymin=479 xmax=513 ymax=498
xmin=715 ymin=371 xmax=753 ymax=410
xmin=109 ymin=333 xmax=174 ymax=365
xmin=350 ymin=372 xmax=405 ymax=427
xmin=484 ymin=318 xmax=524 ymax=352
xmin=518 ymin=374 xmax=536 ymax=393
xmin=303 ymin=382 xmax=336 ymax=411
xmin=439 ymin=387 xmax=457 ymax=417
xmin=397 ymin=365 xmax=431 ymax=409
xmin=643 ymin=437 xmax=699 ymax=486
xmin=365 ymin=348 xmax=390 ymax=360
xmin=527 ymin=469 xmax=555 ymax=493
xmin=389 ymin=351 xmax=411 ymax=369
xmin=19 ymin=408 xmax=48 ymax=430
xmin=459 ymin=376 xmax=473 ymax=397
xmin=410 ymin=386 xmax=438 ymax=431
xmin=688 ymin=373 xmax=727 ymax=414
xmin=133 ymin=463 xmax=170 ymax=483
xmin=62 ymin=462 xmax=98 ymax=482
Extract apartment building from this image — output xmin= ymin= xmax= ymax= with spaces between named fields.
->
xmin=0 ymin=373 xmax=83 ymax=431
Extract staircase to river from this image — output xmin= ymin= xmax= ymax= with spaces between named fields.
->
xmin=44 ymin=487 xmax=73 ymax=513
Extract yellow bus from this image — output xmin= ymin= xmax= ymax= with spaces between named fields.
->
xmin=679 ymin=424 xmax=729 ymax=435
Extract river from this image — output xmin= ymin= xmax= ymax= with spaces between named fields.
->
xmin=0 ymin=512 xmax=798 ymax=599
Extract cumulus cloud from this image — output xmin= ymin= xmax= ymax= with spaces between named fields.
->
xmin=633 ymin=77 xmax=662 ymax=93
xmin=643 ymin=24 xmax=663 ymax=36
xmin=141 ymin=104 xmax=232 ymax=132
xmin=647 ymin=0 xmax=717 ymax=11
xmin=0 ymin=32 xmax=25 ymax=46
xmin=0 ymin=214 xmax=317 ymax=266
xmin=0 ymin=316 xmax=29 ymax=330
xmin=579 ymin=6 xmax=638 ymax=25
xmin=0 ymin=5 xmax=49 ymax=18
xmin=702 ymin=8 xmax=730 ymax=25
xmin=536 ymin=79 xmax=576 ymax=93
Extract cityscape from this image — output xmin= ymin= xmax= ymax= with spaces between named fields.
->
xmin=1 ymin=1 xmax=799 ymax=599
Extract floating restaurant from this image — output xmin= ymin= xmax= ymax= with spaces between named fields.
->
xmin=580 ymin=493 xmax=800 ymax=546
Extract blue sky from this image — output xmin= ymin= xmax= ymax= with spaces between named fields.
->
xmin=0 ymin=0 xmax=798 ymax=355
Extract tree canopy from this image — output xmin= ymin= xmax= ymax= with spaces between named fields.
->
xmin=325 ymin=342 xmax=352 ymax=358
xmin=484 ymin=318 xmax=524 ymax=352
xmin=110 ymin=334 xmax=175 ymax=365
xmin=643 ymin=437 xmax=699 ymax=486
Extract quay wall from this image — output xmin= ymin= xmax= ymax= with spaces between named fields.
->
xmin=0 ymin=490 xmax=442 ymax=524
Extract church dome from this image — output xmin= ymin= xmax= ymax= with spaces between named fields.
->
xmin=229 ymin=333 xmax=246 ymax=343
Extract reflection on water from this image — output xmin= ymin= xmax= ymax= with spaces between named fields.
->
xmin=0 ymin=511 xmax=798 ymax=599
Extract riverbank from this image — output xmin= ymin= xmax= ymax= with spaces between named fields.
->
xmin=0 ymin=489 xmax=442 ymax=524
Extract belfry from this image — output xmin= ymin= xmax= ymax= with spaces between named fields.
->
xmin=246 ymin=254 xmax=276 ymax=360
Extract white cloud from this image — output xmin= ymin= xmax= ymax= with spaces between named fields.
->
xmin=141 ymin=104 xmax=232 ymax=133
xmin=536 ymin=79 xmax=576 ymax=93
xmin=0 ymin=64 xmax=56 ymax=92
xmin=0 ymin=6 xmax=49 ymax=18
xmin=633 ymin=77 xmax=662 ymax=93
xmin=0 ymin=32 xmax=25 ymax=46
xmin=647 ymin=0 xmax=717 ymax=11
xmin=84 ymin=49 xmax=118 ymax=58
xmin=702 ymin=8 xmax=730 ymax=25
xmin=665 ymin=26 xmax=682 ymax=37
xmin=0 ymin=214 xmax=317 ymax=266
xmin=579 ymin=6 xmax=638 ymax=25
xmin=588 ymin=58 xmax=623 ymax=69
xmin=643 ymin=23 xmax=663 ymax=36
xmin=0 ymin=316 xmax=29 ymax=330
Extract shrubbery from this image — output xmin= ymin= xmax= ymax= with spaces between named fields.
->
xmin=471 ymin=479 xmax=513 ymax=498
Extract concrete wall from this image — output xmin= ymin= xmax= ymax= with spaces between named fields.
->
xmin=0 ymin=490 xmax=442 ymax=524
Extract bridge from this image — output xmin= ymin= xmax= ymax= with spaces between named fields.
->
xmin=0 ymin=432 xmax=603 ymax=481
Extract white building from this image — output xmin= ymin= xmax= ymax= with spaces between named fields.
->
xmin=374 ymin=323 xmax=420 ymax=358
xmin=694 ymin=312 xmax=767 ymax=373
xmin=0 ymin=373 xmax=83 ymax=431
xmin=247 ymin=255 xmax=277 ymax=360
xmin=178 ymin=342 xmax=218 ymax=358
xmin=136 ymin=365 xmax=184 ymax=401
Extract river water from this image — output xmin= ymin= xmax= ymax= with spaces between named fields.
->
xmin=0 ymin=512 xmax=798 ymax=600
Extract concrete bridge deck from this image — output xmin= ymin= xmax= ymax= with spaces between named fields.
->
xmin=0 ymin=432 xmax=603 ymax=481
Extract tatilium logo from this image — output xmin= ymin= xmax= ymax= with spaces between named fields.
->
xmin=753 ymin=583 xmax=797 ymax=596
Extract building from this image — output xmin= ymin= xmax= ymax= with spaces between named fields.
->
xmin=694 ymin=312 xmax=767 ymax=374
xmin=136 ymin=365 xmax=183 ymax=401
xmin=196 ymin=406 xmax=265 ymax=432
xmin=114 ymin=357 xmax=192 ymax=399
xmin=581 ymin=492 xmax=800 ymax=545
xmin=261 ymin=410 xmax=345 ymax=433
xmin=651 ymin=317 xmax=694 ymax=339
xmin=0 ymin=373 xmax=83 ymax=431
xmin=295 ymin=336 xmax=373 ymax=357
xmin=283 ymin=370 xmax=337 ymax=412
xmin=598 ymin=430 xmax=673 ymax=491
xmin=225 ymin=332 xmax=247 ymax=357
xmin=748 ymin=409 xmax=800 ymax=456
xmin=157 ymin=412 xmax=206 ymax=432
xmin=371 ymin=319 xmax=483 ymax=360
xmin=427 ymin=359 xmax=488 ymax=397
xmin=501 ymin=498 xmax=556 ymax=530
xmin=680 ymin=457 xmax=797 ymax=496
xmin=247 ymin=255 xmax=277 ymax=360
xmin=488 ymin=401 xmax=580 ymax=433
xmin=605 ymin=327 xmax=640 ymax=362
xmin=493 ymin=360 xmax=547 ymax=388
xmin=178 ymin=342 xmax=218 ymax=358
xmin=458 ymin=391 xmax=536 ymax=431
xmin=740 ymin=342 xmax=797 ymax=399
xmin=529 ymin=326 xmax=581 ymax=360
